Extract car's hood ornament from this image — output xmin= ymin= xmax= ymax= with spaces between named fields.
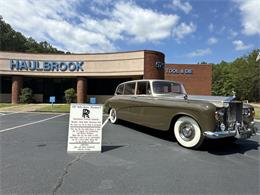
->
xmin=183 ymin=94 xmax=188 ymax=101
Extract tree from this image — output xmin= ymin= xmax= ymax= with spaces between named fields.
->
xmin=212 ymin=49 xmax=260 ymax=102
xmin=19 ymin=88 xmax=33 ymax=103
xmin=0 ymin=20 xmax=27 ymax=51
xmin=198 ymin=61 xmax=208 ymax=64
xmin=64 ymin=88 xmax=76 ymax=103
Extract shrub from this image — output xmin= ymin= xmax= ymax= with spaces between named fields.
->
xmin=64 ymin=88 xmax=76 ymax=103
xmin=19 ymin=88 xmax=33 ymax=103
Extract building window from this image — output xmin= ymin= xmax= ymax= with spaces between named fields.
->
xmin=0 ymin=76 xmax=12 ymax=93
xmin=87 ymin=78 xmax=130 ymax=95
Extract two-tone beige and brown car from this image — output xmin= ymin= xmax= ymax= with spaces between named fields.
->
xmin=104 ymin=80 xmax=257 ymax=148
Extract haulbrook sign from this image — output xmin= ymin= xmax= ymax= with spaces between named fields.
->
xmin=10 ymin=60 xmax=84 ymax=72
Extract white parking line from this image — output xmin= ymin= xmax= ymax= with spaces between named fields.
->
xmin=0 ymin=112 xmax=20 ymax=116
xmin=256 ymin=133 xmax=260 ymax=136
xmin=0 ymin=113 xmax=67 ymax=133
xmin=102 ymin=117 xmax=110 ymax=129
xmin=0 ymin=111 xmax=66 ymax=116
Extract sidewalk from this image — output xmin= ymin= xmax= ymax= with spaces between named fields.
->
xmin=0 ymin=104 xmax=49 ymax=112
xmin=249 ymin=103 xmax=260 ymax=108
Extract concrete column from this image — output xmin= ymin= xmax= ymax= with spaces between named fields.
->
xmin=11 ymin=76 xmax=23 ymax=104
xmin=77 ymin=77 xmax=86 ymax=103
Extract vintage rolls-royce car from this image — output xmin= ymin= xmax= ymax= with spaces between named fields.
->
xmin=104 ymin=80 xmax=257 ymax=148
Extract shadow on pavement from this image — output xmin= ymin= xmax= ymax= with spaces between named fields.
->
xmin=200 ymin=139 xmax=259 ymax=155
xmin=117 ymin=120 xmax=259 ymax=155
xmin=102 ymin=145 xmax=125 ymax=153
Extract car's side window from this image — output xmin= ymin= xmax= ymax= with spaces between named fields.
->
xmin=124 ymin=82 xmax=136 ymax=95
xmin=137 ymin=81 xmax=151 ymax=95
xmin=115 ymin=84 xmax=124 ymax=95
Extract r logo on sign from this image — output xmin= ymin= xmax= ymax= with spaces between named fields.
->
xmin=82 ymin=109 xmax=90 ymax=118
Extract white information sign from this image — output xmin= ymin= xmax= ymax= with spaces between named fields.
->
xmin=67 ymin=104 xmax=103 ymax=152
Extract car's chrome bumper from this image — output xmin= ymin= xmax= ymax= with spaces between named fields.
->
xmin=204 ymin=121 xmax=257 ymax=139
xmin=203 ymin=130 xmax=236 ymax=139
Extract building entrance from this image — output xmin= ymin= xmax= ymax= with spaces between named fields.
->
xmin=23 ymin=77 xmax=76 ymax=103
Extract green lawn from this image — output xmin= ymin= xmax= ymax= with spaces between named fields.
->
xmin=35 ymin=104 xmax=70 ymax=112
xmin=255 ymin=108 xmax=260 ymax=119
xmin=0 ymin=103 xmax=16 ymax=108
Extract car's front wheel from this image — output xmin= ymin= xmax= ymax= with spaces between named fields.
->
xmin=109 ymin=108 xmax=118 ymax=124
xmin=174 ymin=116 xmax=204 ymax=149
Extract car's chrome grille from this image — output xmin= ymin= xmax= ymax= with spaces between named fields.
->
xmin=227 ymin=102 xmax=243 ymax=129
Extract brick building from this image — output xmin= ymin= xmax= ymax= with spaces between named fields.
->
xmin=0 ymin=50 xmax=212 ymax=103
xmin=165 ymin=64 xmax=212 ymax=96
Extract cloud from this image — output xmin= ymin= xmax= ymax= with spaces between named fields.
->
xmin=208 ymin=23 xmax=214 ymax=32
xmin=81 ymin=1 xmax=180 ymax=43
xmin=0 ymin=0 xmax=115 ymax=52
xmin=170 ymin=0 xmax=192 ymax=14
xmin=187 ymin=48 xmax=212 ymax=57
xmin=228 ymin=29 xmax=238 ymax=38
xmin=207 ymin=37 xmax=218 ymax=45
xmin=235 ymin=0 xmax=260 ymax=35
xmin=172 ymin=22 xmax=196 ymax=40
xmin=112 ymin=2 xmax=179 ymax=43
xmin=0 ymin=0 xmax=195 ymax=52
xmin=232 ymin=40 xmax=253 ymax=51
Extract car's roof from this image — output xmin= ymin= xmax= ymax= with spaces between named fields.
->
xmin=118 ymin=79 xmax=182 ymax=85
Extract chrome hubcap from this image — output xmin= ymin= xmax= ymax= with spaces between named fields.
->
xmin=110 ymin=109 xmax=116 ymax=121
xmin=179 ymin=122 xmax=195 ymax=141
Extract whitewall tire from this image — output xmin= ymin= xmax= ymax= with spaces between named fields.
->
xmin=109 ymin=108 xmax=118 ymax=124
xmin=174 ymin=116 xmax=204 ymax=148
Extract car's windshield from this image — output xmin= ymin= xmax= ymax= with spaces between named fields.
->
xmin=152 ymin=81 xmax=186 ymax=95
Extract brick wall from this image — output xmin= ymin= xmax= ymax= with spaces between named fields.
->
xmin=143 ymin=51 xmax=165 ymax=79
xmin=165 ymin=64 xmax=212 ymax=95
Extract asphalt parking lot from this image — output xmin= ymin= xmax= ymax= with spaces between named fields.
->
xmin=0 ymin=112 xmax=259 ymax=195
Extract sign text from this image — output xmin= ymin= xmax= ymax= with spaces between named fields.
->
xmin=10 ymin=60 xmax=84 ymax=72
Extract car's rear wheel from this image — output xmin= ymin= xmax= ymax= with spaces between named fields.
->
xmin=109 ymin=108 xmax=118 ymax=124
xmin=174 ymin=116 xmax=204 ymax=149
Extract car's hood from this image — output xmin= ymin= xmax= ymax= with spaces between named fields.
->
xmin=183 ymin=95 xmax=235 ymax=107
xmin=155 ymin=94 xmax=236 ymax=107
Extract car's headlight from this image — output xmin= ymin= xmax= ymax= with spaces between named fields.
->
xmin=243 ymin=108 xmax=252 ymax=117
xmin=220 ymin=123 xmax=226 ymax=131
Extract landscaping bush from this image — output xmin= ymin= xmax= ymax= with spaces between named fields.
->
xmin=19 ymin=88 xmax=33 ymax=103
xmin=64 ymin=88 xmax=76 ymax=103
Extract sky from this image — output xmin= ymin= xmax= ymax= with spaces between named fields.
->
xmin=0 ymin=0 xmax=259 ymax=64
